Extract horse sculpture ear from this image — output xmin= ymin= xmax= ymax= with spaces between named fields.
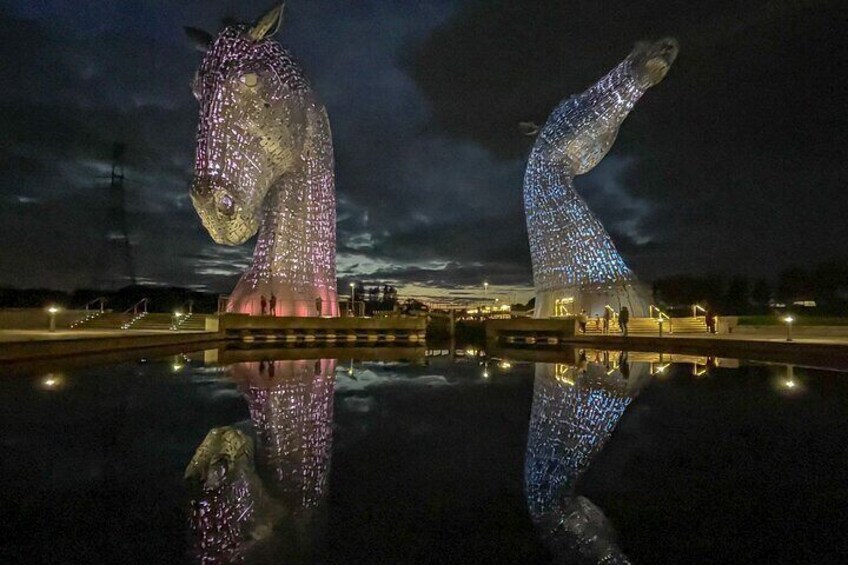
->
xmin=519 ymin=122 xmax=540 ymax=137
xmin=184 ymin=26 xmax=213 ymax=53
xmin=249 ymin=3 xmax=285 ymax=41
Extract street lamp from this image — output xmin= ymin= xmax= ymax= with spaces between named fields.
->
xmin=349 ymin=282 xmax=355 ymax=316
xmin=783 ymin=315 xmax=794 ymax=342
xmin=483 ymin=281 xmax=489 ymax=299
xmin=46 ymin=306 xmax=60 ymax=332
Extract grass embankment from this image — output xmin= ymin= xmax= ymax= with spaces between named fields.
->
xmin=737 ymin=316 xmax=848 ymax=326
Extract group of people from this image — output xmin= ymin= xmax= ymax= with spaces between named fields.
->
xmin=577 ymin=306 xmax=631 ymax=336
xmin=576 ymin=349 xmax=631 ymax=378
xmin=258 ymin=294 xmax=324 ymax=316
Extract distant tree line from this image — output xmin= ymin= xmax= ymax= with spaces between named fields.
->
xmin=652 ymin=261 xmax=848 ymax=316
xmin=0 ymin=285 xmax=218 ymax=313
xmin=349 ymin=283 xmax=411 ymax=315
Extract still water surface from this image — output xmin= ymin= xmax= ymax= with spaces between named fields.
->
xmin=1 ymin=346 xmax=847 ymax=564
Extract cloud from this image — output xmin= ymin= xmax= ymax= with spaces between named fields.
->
xmin=5 ymin=0 xmax=842 ymax=296
xmin=410 ymin=0 xmax=848 ymax=278
xmin=1 ymin=0 xmax=540 ymax=295
xmin=334 ymin=367 xmax=453 ymax=393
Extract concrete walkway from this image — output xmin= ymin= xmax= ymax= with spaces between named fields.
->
xmin=0 ymin=329 xmax=221 ymax=364
xmin=571 ymin=331 xmax=848 ymax=346
xmin=554 ymin=331 xmax=848 ymax=370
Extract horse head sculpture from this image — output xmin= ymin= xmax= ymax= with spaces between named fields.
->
xmin=525 ymin=354 xmax=651 ymax=563
xmin=187 ymin=3 xmax=339 ymax=317
xmin=186 ymin=357 xmax=336 ymax=562
xmin=523 ymin=38 xmax=678 ymax=319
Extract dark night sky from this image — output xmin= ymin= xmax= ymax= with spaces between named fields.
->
xmin=1 ymin=0 xmax=845 ymax=303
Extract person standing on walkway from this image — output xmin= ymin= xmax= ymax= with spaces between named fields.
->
xmin=315 ymin=296 xmax=323 ymax=317
xmin=260 ymin=295 xmax=267 ymax=316
xmin=705 ymin=308 xmax=717 ymax=334
xmin=603 ymin=308 xmax=611 ymax=334
xmin=269 ymin=293 xmax=277 ymax=316
xmin=578 ymin=309 xmax=589 ymax=334
xmin=619 ymin=306 xmax=630 ymax=336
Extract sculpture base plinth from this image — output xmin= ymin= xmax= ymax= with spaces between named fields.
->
xmin=227 ymin=283 xmax=339 ymax=318
xmin=534 ymin=283 xmax=649 ymax=319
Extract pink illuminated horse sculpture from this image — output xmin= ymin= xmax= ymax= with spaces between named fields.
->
xmin=187 ymin=3 xmax=338 ymax=317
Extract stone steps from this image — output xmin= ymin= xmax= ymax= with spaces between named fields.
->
xmin=581 ymin=316 xmax=708 ymax=335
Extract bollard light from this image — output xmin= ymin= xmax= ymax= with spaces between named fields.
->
xmin=40 ymin=373 xmax=64 ymax=390
xmin=46 ymin=305 xmax=60 ymax=332
xmin=783 ymin=315 xmax=794 ymax=342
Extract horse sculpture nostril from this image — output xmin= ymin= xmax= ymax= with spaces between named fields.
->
xmin=660 ymin=38 xmax=679 ymax=60
xmin=190 ymin=176 xmax=215 ymax=201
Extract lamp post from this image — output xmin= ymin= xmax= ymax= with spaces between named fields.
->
xmin=349 ymin=282 xmax=355 ymax=317
xmin=783 ymin=315 xmax=794 ymax=342
xmin=47 ymin=306 xmax=59 ymax=332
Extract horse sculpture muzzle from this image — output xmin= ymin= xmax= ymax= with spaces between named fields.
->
xmin=190 ymin=174 xmax=259 ymax=246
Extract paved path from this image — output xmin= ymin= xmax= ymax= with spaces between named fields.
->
xmin=575 ymin=331 xmax=848 ymax=347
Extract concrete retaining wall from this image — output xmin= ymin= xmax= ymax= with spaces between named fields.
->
xmin=220 ymin=314 xmax=427 ymax=344
xmin=485 ymin=318 xmax=577 ymax=345
xmin=0 ymin=309 xmax=91 ymax=330
xmin=0 ymin=332 xmax=221 ymax=363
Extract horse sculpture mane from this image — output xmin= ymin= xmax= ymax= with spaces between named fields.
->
xmin=188 ymin=4 xmax=338 ymax=317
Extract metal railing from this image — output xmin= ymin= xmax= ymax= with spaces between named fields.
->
xmin=124 ymin=298 xmax=148 ymax=315
xmin=83 ymin=297 xmax=107 ymax=313
xmin=175 ymin=299 xmax=194 ymax=315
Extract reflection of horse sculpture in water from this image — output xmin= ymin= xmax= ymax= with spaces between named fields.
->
xmin=185 ymin=358 xmax=335 ymax=563
xmin=525 ymin=355 xmax=649 ymax=564
xmin=187 ymin=3 xmax=338 ymax=317
xmin=523 ymin=39 xmax=678 ymax=318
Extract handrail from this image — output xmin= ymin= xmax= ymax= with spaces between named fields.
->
xmin=175 ymin=299 xmax=194 ymax=316
xmin=649 ymin=304 xmax=671 ymax=320
xmin=124 ymin=298 xmax=148 ymax=315
xmin=693 ymin=304 xmax=706 ymax=317
xmin=83 ymin=297 xmax=107 ymax=313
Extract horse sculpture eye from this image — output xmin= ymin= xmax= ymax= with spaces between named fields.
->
xmin=216 ymin=194 xmax=235 ymax=216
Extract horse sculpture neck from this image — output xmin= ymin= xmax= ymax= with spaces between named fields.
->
xmin=189 ymin=20 xmax=340 ymax=318
xmin=523 ymin=57 xmax=652 ymax=318
xmin=231 ymin=97 xmax=338 ymax=317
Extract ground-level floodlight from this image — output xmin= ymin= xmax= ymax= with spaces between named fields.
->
xmin=783 ymin=315 xmax=794 ymax=342
xmin=46 ymin=306 xmax=60 ymax=332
